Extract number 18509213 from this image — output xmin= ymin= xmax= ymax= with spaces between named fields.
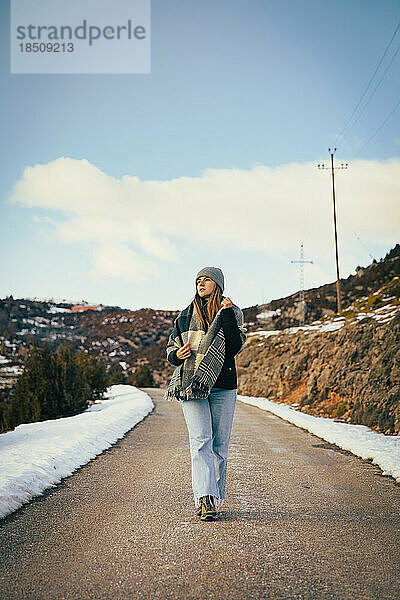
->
xmin=19 ymin=42 xmax=74 ymax=52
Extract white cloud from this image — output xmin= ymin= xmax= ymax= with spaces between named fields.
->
xmin=90 ymin=243 xmax=161 ymax=283
xmin=9 ymin=156 xmax=400 ymax=283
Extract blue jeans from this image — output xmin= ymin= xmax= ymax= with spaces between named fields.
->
xmin=181 ymin=387 xmax=237 ymax=509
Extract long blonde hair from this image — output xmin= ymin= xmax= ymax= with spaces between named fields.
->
xmin=193 ymin=284 xmax=222 ymax=331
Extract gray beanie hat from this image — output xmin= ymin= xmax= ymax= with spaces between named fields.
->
xmin=195 ymin=266 xmax=225 ymax=293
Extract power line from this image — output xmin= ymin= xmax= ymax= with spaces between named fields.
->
xmin=353 ymin=232 xmax=376 ymax=262
xmin=354 ymin=96 xmax=400 ymax=157
xmin=341 ymin=42 xmax=400 ymax=141
xmin=336 ymin=20 xmax=400 ymax=145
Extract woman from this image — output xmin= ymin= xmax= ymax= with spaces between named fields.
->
xmin=164 ymin=266 xmax=247 ymax=521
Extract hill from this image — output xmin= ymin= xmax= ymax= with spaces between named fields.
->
xmin=244 ymin=244 xmax=400 ymax=331
xmin=0 ymin=298 xmax=177 ymax=395
xmin=1 ymin=244 xmax=399 ymax=430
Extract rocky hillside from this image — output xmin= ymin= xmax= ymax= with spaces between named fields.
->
xmin=245 ymin=244 xmax=400 ymax=332
xmin=237 ymin=276 xmax=400 ymax=435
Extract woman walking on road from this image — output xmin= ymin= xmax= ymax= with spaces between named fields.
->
xmin=164 ymin=267 xmax=247 ymax=521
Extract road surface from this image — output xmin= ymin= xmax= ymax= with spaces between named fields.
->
xmin=0 ymin=387 xmax=399 ymax=599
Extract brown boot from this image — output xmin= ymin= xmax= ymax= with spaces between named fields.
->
xmin=200 ymin=495 xmax=217 ymax=521
xmin=195 ymin=498 xmax=203 ymax=517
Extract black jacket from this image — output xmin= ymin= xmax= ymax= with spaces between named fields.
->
xmin=169 ymin=306 xmax=244 ymax=389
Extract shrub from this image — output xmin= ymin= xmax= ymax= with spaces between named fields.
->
xmin=107 ymin=362 xmax=128 ymax=385
xmin=130 ymin=364 xmax=155 ymax=387
xmin=334 ymin=401 xmax=347 ymax=418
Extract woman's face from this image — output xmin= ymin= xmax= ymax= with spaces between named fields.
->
xmin=196 ymin=276 xmax=216 ymax=299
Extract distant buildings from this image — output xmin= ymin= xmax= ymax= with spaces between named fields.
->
xmin=70 ymin=305 xmax=98 ymax=313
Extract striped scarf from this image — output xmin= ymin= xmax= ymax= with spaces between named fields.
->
xmin=164 ymin=301 xmax=227 ymax=402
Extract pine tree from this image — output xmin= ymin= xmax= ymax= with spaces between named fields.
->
xmin=9 ymin=340 xmax=49 ymax=426
xmin=2 ymin=341 xmax=110 ymax=432
xmin=55 ymin=343 xmax=88 ymax=416
xmin=75 ymin=349 xmax=108 ymax=401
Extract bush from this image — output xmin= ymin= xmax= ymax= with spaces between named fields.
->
xmin=334 ymin=401 xmax=347 ymax=418
xmin=130 ymin=364 xmax=155 ymax=387
xmin=107 ymin=362 xmax=128 ymax=385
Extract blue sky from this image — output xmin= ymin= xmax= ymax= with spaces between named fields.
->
xmin=1 ymin=0 xmax=399 ymax=311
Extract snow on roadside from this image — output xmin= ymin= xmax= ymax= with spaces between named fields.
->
xmin=238 ymin=395 xmax=400 ymax=483
xmin=0 ymin=384 xmax=153 ymax=519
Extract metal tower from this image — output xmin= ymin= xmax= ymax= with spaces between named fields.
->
xmin=291 ymin=242 xmax=314 ymax=326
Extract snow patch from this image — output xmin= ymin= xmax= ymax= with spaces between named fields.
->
xmin=257 ymin=309 xmax=281 ymax=320
xmin=0 ymin=385 xmax=153 ymax=519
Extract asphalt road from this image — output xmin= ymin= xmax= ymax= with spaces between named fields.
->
xmin=0 ymin=388 xmax=399 ymax=600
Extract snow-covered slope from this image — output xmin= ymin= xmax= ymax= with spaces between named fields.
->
xmin=0 ymin=385 xmax=153 ymax=519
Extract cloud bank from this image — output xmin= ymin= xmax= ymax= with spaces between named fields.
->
xmin=9 ymin=157 xmax=400 ymax=283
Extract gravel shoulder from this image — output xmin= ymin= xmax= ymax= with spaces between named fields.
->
xmin=0 ymin=387 xmax=399 ymax=600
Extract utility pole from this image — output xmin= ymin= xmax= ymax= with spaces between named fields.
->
xmin=291 ymin=242 xmax=314 ymax=326
xmin=318 ymin=148 xmax=348 ymax=314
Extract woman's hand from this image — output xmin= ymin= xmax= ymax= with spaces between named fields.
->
xmin=176 ymin=342 xmax=191 ymax=360
xmin=221 ymin=297 xmax=233 ymax=309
